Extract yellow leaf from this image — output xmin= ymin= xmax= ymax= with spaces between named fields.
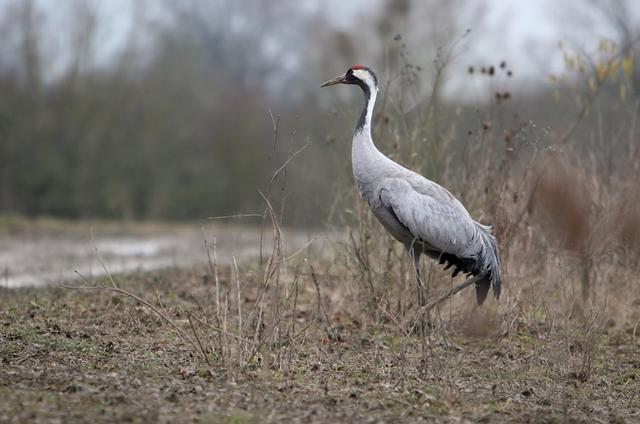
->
xmin=609 ymin=41 xmax=618 ymax=53
xmin=608 ymin=58 xmax=619 ymax=80
xmin=575 ymin=94 xmax=582 ymax=108
xmin=564 ymin=53 xmax=575 ymax=69
xmin=622 ymin=54 xmax=633 ymax=79
xmin=596 ymin=62 xmax=607 ymax=82
xmin=620 ymin=83 xmax=627 ymax=100
xmin=588 ymin=77 xmax=597 ymax=92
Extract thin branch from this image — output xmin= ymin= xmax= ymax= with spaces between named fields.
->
xmin=417 ymin=274 xmax=483 ymax=317
xmin=270 ymin=140 xmax=311 ymax=184
xmin=232 ymin=255 xmax=242 ymax=334
xmin=188 ymin=314 xmax=211 ymax=366
xmin=269 ymin=237 xmax=317 ymax=265
xmin=207 ymin=213 xmax=262 ymax=220
xmin=90 ymin=227 xmax=117 ymax=289
xmin=309 ymin=264 xmax=330 ymax=326
xmin=189 ymin=313 xmax=250 ymax=343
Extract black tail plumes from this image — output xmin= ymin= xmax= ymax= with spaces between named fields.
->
xmin=433 ymin=223 xmax=502 ymax=305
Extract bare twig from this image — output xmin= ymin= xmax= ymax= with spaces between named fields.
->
xmin=188 ymin=313 xmax=250 ymax=343
xmin=309 ymin=263 xmax=330 ymax=326
xmin=207 ymin=213 xmax=262 ymax=220
xmin=212 ymin=235 xmax=221 ymax=325
xmin=270 ymin=237 xmax=317 ymax=266
xmin=270 ymin=140 xmax=311 ymax=185
xmin=232 ymin=255 xmax=242 ymax=334
xmin=90 ymin=227 xmax=117 ymax=289
xmin=188 ymin=314 xmax=211 ymax=366
xmin=415 ymin=274 xmax=483 ymax=319
xmin=201 ymin=224 xmax=215 ymax=277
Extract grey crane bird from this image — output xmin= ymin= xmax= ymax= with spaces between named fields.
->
xmin=322 ymin=65 xmax=501 ymax=308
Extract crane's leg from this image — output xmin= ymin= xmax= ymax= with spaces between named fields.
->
xmin=411 ymin=247 xmax=427 ymax=309
xmin=409 ymin=245 xmax=429 ymax=363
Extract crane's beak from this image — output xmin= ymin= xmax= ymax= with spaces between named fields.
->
xmin=321 ymin=74 xmax=347 ymax=87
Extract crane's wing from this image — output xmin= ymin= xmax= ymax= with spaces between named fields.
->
xmin=378 ymin=176 xmax=501 ymax=304
xmin=378 ymin=177 xmax=482 ymax=259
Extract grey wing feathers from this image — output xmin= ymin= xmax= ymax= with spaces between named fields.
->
xmin=379 ymin=177 xmax=501 ymax=304
xmin=379 ymin=178 xmax=481 ymax=258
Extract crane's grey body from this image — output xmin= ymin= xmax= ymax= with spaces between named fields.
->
xmin=323 ymin=66 xmax=501 ymax=306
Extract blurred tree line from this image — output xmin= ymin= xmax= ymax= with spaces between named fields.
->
xmin=0 ymin=0 xmax=340 ymax=224
xmin=0 ymin=0 xmax=638 ymax=227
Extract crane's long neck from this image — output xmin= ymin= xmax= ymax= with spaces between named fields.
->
xmin=355 ymin=83 xmax=377 ymax=139
xmin=352 ymin=83 xmax=385 ymax=190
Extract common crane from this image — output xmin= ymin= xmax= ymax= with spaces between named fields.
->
xmin=321 ymin=65 xmax=501 ymax=317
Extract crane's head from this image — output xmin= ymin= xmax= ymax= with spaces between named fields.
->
xmin=321 ymin=65 xmax=378 ymax=92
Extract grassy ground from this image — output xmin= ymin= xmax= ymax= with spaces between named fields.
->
xmin=1 ymin=258 xmax=638 ymax=423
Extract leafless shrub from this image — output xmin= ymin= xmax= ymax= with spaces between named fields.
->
xmin=531 ymin=156 xmax=592 ymax=252
xmin=614 ymin=188 xmax=640 ymax=263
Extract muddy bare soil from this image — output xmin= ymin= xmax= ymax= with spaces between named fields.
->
xmin=1 ymin=266 xmax=638 ymax=423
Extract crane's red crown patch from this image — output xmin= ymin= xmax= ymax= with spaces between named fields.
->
xmin=351 ymin=64 xmax=366 ymax=70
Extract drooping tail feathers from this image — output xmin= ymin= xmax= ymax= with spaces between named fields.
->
xmin=474 ymin=223 xmax=502 ymax=305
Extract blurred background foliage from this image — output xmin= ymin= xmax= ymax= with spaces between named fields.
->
xmin=0 ymin=0 xmax=638 ymax=227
